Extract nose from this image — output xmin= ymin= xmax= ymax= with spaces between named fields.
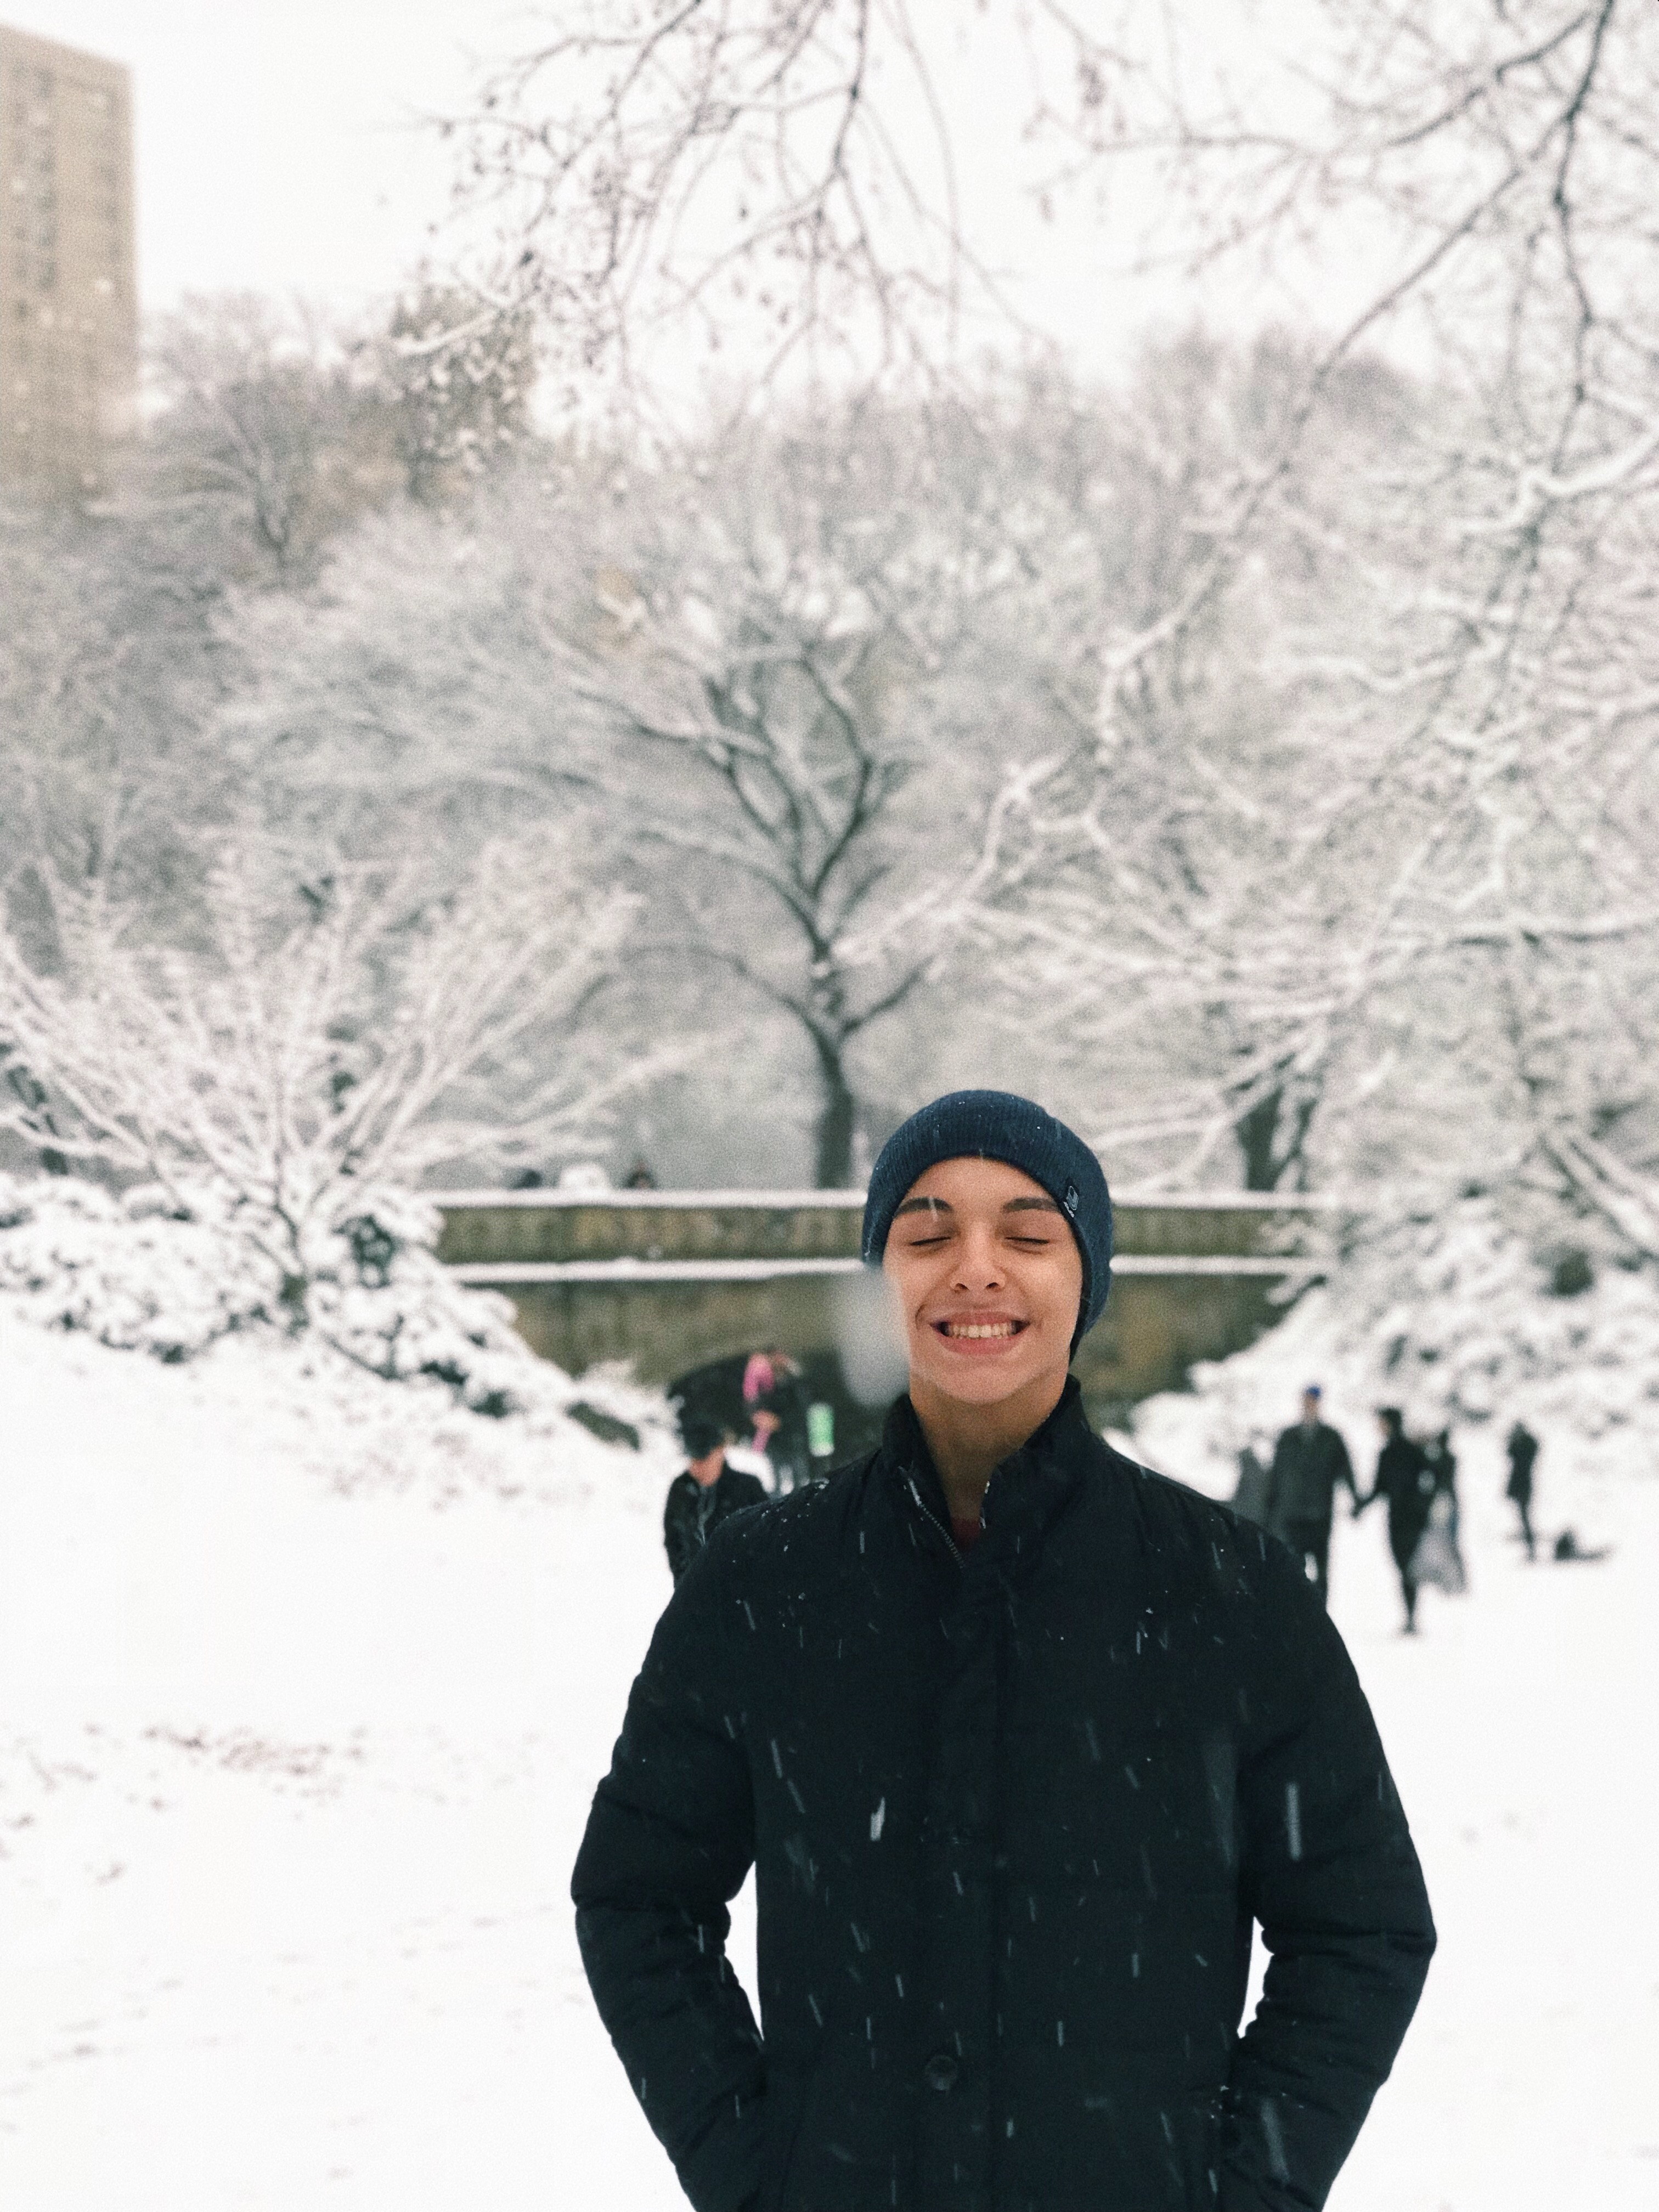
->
xmin=952 ymin=1219 xmax=1005 ymax=1291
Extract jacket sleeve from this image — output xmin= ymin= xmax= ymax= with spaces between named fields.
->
xmin=571 ymin=1538 xmax=765 ymax=2212
xmin=1222 ymin=1551 xmax=1435 ymax=2211
xmin=1333 ymin=1430 xmax=1358 ymax=1503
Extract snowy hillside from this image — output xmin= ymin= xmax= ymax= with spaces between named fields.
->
xmin=2 ymin=1299 xmax=1656 ymax=2210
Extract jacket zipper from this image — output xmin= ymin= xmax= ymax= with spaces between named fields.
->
xmin=905 ymin=1473 xmax=964 ymax=1567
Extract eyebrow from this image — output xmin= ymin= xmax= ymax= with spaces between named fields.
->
xmin=891 ymin=1194 xmax=1064 ymax=1218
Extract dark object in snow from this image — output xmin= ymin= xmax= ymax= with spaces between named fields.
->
xmin=1551 ymin=1527 xmax=1612 ymax=1564
xmin=860 ymin=1091 xmax=1114 ymax=1348
xmin=566 ymin=1401 xmax=641 ymax=1451
xmin=340 ymin=1211 xmax=399 ymax=1289
xmin=669 ymin=1354 xmax=749 ymax=1432
xmin=1359 ymin=1412 xmax=1438 ymax=1633
xmin=574 ymin=1379 xmax=1435 ymax=2212
xmin=1505 ymin=1423 xmax=1539 ymax=1560
xmin=662 ymin=1449 xmax=768 ymax=1585
xmin=1263 ymin=1395 xmax=1359 ymax=1605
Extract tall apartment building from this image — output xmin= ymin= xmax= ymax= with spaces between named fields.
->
xmin=0 ymin=23 xmax=136 ymax=497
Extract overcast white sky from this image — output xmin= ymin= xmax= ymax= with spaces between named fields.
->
xmin=7 ymin=1 xmax=505 ymax=314
xmin=7 ymin=2 xmax=1372 ymax=381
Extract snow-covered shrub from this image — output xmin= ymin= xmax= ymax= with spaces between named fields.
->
xmin=0 ymin=1174 xmax=263 ymax=1362
xmin=1129 ymin=1198 xmax=1659 ymax=1494
xmin=0 ymin=839 xmax=692 ymax=1423
xmin=298 ymin=1189 xmax=541 ymax=1417
xmin=0 ymin=1171 xmax=669 ymax=1442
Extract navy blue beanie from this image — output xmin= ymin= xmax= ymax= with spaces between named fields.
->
xmin=861 ymin=1091 xmax=1113 ymax=1346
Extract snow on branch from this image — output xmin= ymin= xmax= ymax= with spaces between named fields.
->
xmin=441 ymin=0 xmax=1017 ymax=395
xmin=1540 ymin=1129 xmax=1659 ymax=1265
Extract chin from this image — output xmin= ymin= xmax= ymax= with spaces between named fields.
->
xmin=913 ymin=1347 xmax=1053 ymax=1406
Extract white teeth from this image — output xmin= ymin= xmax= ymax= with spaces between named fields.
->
xmin=944 ymin=1321 xmax=1019 ymax=1339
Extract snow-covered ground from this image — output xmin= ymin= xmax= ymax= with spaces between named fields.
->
xmin=3 ymin=1310 xmax=1656 ymax=2211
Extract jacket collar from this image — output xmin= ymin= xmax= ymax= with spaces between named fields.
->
xmin=882 ymin=1375 xmax=1094 ymax=1564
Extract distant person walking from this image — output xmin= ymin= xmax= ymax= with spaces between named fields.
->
xmin=662 ymin=1417 xmax=768 ymax=1584
xmin=1423 ymin=1426 xmax=1460 ymax=1545
xmin=1230 ymin=1436 xmax=1272 ymax=1529
xmin=1410 ymin=1428 xmax=1468 ymax=1599
xmin=1265 ymin=1384 xmax=1359 ymax=1605
xmin=1359 ymin=1409 xmax=1438 ymax=1634
xmin=1505 ymin=1421 xmax=1539 ymax=1560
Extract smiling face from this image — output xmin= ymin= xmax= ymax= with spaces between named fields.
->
xmin=881 ymin=1155 xmax=1084 ymax=1414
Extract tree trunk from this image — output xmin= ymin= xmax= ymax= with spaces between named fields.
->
xmin=1234 ymin=1085 xmax=1316 ymax=1192
xmin=811 ymin=1029 xmax=858 ymax=1188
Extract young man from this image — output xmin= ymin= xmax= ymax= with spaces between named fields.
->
xmin=1263 ymin=1384 xmax=1359 ymax=1606
xmin=575 ymin=1092 xmax=1435 ymax=2212
xmin=662 ymin=1415 xmax=769 ymax=1585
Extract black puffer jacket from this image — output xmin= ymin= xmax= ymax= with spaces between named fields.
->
xmin=574 ymin=1382 xmax=1435 ymax=2212
xmin=663 ymin=1462 xmax=771 ymax=1584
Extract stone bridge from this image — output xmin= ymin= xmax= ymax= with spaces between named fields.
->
xmin=436 ymin=1188 xmax=1340 ymax=1458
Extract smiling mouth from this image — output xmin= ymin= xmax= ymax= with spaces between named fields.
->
xmin=935 ymin=1318 xmax=1026 ymax=1340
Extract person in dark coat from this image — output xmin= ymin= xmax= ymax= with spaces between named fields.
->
xmin=662 ymin=1416 xmax=769 ymax=1585
xmin=1262 ymin=1385 xmax=1359 ymax=1605
xmin=1505 ymin=1421 xmax=1539 ymax=1560
xmin=1358 ymin=1409 xmax=1438 ymax=1633
xmin=576 ymin=1092 xmax=1435 ymax=2212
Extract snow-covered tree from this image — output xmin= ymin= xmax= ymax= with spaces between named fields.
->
xmin=546 ymin=404 xmax=1061 ymax=1184
xmin=379 ymin=286 xmax=539 ymax=506
xmin=1075 ymin=2 xmax=1659 ymax=1233
xmin=847 ymin=335 xmax=1429 ymax=1192
xmin=0 ymin=838 xmax=640 ymax=1312
xmin=225 ymin=399 xmax=1063 ymax=1184
xmin=0 ymin=497 xmax=234 ymax=943
xmin=148 ymin=295 xmax=399 ymax=573
xmin=435 ymin=2 xmax=1659 ymax=1231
